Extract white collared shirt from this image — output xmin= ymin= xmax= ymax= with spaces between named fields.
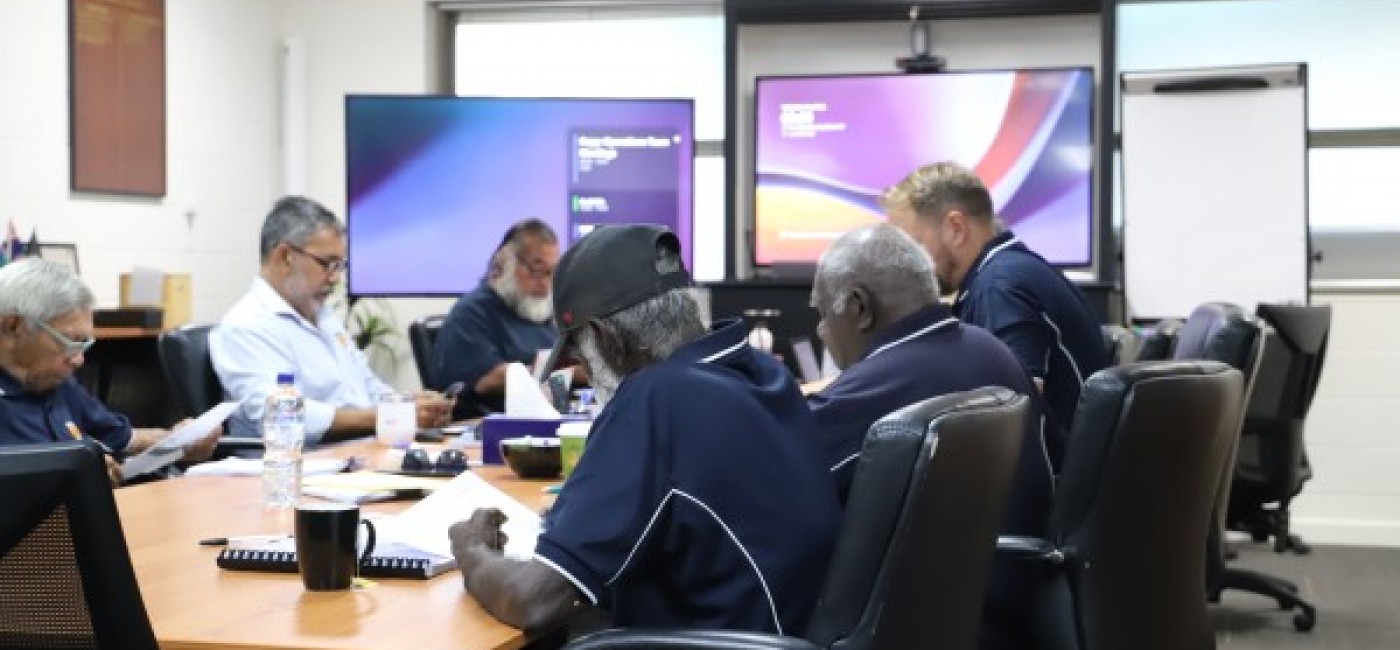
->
xmin=210 ymin=278 xmax=391 ymax=444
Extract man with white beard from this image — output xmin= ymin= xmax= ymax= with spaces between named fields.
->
xmin=433 ymin=219 xmax=561 ymax=418
xmin=448 ymin=225 xmax=839 ymax=638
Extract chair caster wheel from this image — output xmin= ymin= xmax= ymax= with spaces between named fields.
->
xmin=1293 ymin=611 xmax=1316 ymax=632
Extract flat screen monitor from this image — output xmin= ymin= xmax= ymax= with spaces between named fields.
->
xmin=346 ymin=96 xmax=695 ymax=296
xmin=753 ymin=68 xmax=1094 ymax=267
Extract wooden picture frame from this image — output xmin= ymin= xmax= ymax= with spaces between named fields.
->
xmin=69 ymin=0 xmax=167 ymax=196
xmin=34 ymin=243 xmax=81 ymax=277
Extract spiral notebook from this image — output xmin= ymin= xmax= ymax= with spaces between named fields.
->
xmin=215 ymin=542 xmax=456 ymax=579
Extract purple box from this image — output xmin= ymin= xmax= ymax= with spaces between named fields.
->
xmin=481 ymin=415 xmax=589 ymax=465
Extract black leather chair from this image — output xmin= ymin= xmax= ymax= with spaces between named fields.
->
xmin=408 ymin=315 xmax=445 ymax=389
xmin=1000 ymin=361 xmax=1245 ymax=650
xmin=156 ymin=324 xmax=257 ymax=458
xmin=1100 ymin=325 xmax=1140 ymax=366
xmin=565 ymin=387 xmax=1030 ymax=650
xmin=0 ymin=441 xmax=158 ymax=649
xmin=1167 ymin=304 xmax=1318 ymax=631
xmin=1134 ymin=319 xmax=1183 ymax=362
xmin=1228 ymin=303 xmax=1329 ymax=555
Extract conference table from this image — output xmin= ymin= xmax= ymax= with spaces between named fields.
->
xmin=114 ymin=439 xmax=554 ymax=650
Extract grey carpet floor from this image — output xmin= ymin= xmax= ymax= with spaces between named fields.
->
xmin=1214 ymin=543 xmax=1400 ymax=649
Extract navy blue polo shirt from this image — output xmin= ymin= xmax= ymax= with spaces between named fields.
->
xmin=0 ymin=371 xmax=133 ymax=452
xmin=432 ymin=283 xmax=557 ymax=418
xmin=953 ymin=232 xmax=1108 ymax=433
xmin=535 ymin=319 xmax=841 ymax=634
xmin=807 ymin=304 xmax=1055 ymax=536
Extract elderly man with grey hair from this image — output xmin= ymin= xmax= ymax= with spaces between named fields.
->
xmin=807 ymin=223 xmax=1057 ymax=650
xmin=448 ymin=225 xmax=839 ymax=637
xmin=0 ymin=259 xmax=219 ymax=486
xmin=212 ymin=196 xmax=451 ymax=444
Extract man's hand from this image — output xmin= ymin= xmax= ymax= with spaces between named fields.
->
xmin=181 ymin=422 xmax=222 ymax=463
xmin=415 ymin=391 xmax=452 ymax=428
xmin=105 ymin=456 xmax=123 ymax=487
xmin=446 ymin=508 xmax=581 ymax=632
xmin=450 ymin=508 xmax=509 ymax=563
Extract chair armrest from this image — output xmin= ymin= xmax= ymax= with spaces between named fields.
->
xmin=997 ymin=535 xmax=1065 ymax=563
xmin=564 ymin=629 xmax=818 ymax=650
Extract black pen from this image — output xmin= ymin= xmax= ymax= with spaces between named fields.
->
xmin=198 ymin=534 xmax=291 ymax=547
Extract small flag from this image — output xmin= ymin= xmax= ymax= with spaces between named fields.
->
xmin=5 ymin=221 xmax=20 ymax=261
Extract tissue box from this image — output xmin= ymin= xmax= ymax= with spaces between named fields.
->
xmin=481 ymin=415 xmax=589 ymax=465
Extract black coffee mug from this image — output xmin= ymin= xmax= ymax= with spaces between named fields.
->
xmin=295 ymin=502 xmax=376 ymax=591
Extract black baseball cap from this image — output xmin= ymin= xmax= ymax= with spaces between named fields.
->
xmin=541 ymin=225 xmax=693 ymax=377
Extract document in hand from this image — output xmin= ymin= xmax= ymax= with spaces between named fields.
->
xmin=121 ymin=401 xmax=240 ymax=478
xmin=374 ymin=470 xmax=542 ymax=561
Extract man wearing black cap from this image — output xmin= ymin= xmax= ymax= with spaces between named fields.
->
xmin=449 ymin=225 xmax=841 ymax=636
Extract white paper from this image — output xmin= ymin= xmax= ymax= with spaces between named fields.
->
xmin=182 ymin=457 xmax=349 ymax=477
xmin=531 ymin=349 xmax=552 ymax=381
xmin=120 ymin=401 xmax=240 ymax=477
xmin=127 ymin=266 xmax=165 ymax=307
xmin=161 ymin=401 xmax=240 ymax=450
xmin=791 ymin=338 xmax=821 ymax=383
xmin=375 ymin=470 xmax=542 ymax=561
xmin=820 ymin=347 xmax=841 ymax=379
xmin=505 ymin=362 xmax=561 ymax=418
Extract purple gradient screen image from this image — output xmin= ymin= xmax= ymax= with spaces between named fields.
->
xmin=347 ymin=96 xmax=694 ymax=295
xmin=754 ymin=69 xmax=1093 ymax=266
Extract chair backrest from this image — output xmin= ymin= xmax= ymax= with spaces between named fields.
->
xmin=0 ymin=441 xmax=158 ymax=650
xmin=1055 ymin=361 xmax=1243 ymax=650
xmin=1134 ymin=319 xmax=1182 ymax=362
xmin=408 ymin=315 xmax=446 ymax=388
xmin=806 ymin=388 xmax=1028 ymax=650
xmin=1237 ymin=303 xmax=1331 ymax=498
xmin=1171 ymin=303 xmax=1261 ymax=376
xmin=156 ymin=324 xmax=221 ymax=418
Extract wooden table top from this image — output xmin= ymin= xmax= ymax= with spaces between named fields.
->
xmin=114 ymin=439 xmax=557 ymax=650
xmin=95 ymin=326 xmax=164 ymax=339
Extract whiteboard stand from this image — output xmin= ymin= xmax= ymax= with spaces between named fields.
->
xmin=1121 ymin=64 xmax=1310 ymax=322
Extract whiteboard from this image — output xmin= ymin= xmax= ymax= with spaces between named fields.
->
xmin=1121 ymin=64 xmax=1309 ymax=321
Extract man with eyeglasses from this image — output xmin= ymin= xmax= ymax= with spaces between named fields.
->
xmin=0 ymin=259 xmax=220 ymax=486
xmin=432 ymin=219 xmax=565 ymax=419
xmin=212 ymin=196 xmax=452 ymax=444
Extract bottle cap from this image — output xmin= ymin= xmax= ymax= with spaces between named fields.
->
xmin=276 ymin=372 xmax=295 ymax=385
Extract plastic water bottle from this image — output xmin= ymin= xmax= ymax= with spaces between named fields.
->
xmin=262 ymin=372 xmax=304 ymax=508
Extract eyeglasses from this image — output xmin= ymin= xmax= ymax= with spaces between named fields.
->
xmin=516 ymin=255 xmax=554 ymax=280
xmin=289 ymin=244 xmax=349 ymax=274
xmin=30 ymin=318 xmax=97 ymax=360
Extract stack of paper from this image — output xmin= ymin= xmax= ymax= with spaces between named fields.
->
xmin=375 ymin=470 xmax=542 ymax=561
xmin=121 ymin=402 xmax=241 ymax=478
xmin=301 ymin=472 xmax=445 ymax=504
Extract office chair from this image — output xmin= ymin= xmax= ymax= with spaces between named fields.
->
xmin=999 ymin=361 xmax=1245 ymax=650
xmin=156 ymin=325 xmax=257 ymax=459
xmin=1133 ymin=318 xmax=1183 ymax=362
xmin=0 ymin=441 xmax=159 ymax=650
xmin=1166 ymin=304 xmax=1318 ymax=631
xmin=1228 ymin=303 xmax=1328 ymax=555
xmin=408 ymin=315 xmax=446 ymax=389
xmin=1100 ymin=325 xmax=1139 ymax=366
xmin=565 ymin=388 xmax=1029 ymax=650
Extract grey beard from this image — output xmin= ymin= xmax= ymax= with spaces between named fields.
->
xmin=577 ymin=334 xmax=621 ymax=408
xmin=510 ymin=294 xmax=553 ymax=323
xmin=491 ymin=273 xmax=553 ymax=324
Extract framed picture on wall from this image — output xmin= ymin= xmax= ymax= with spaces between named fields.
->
xmin=34 ymin=243 xmax=80 ymax=276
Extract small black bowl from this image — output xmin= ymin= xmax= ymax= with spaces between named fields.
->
xmin=499 ymin=438 xmax=562 ymax=479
